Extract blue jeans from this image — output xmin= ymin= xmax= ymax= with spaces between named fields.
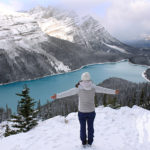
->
xmin=78 ymin=111 xmax=96 ymax=145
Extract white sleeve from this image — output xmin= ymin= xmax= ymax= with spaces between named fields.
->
xmin=94 ymin=85 xmax=116 ymax=94
xmin=57 ymin=88 xmax=78 ymax=99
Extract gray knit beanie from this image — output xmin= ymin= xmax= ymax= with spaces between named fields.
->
xmin=81 ymin=72 xmax=91 ymax=81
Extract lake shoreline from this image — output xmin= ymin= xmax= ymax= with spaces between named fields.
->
xmin=0 ymin=58 xmax=149 ymax=86
xmin=142 ymin=69 xmax=150 ymax=82
xmin=0 ymin=60 xmax=148 ymax=114
xmin=0 ymin=59 xmax=126 ymax=86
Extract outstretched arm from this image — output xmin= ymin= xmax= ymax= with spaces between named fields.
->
xmin=94 ymin=85 xmax=119 ymax=95
xmin=51 ymin=88 xmax=78 ymax=99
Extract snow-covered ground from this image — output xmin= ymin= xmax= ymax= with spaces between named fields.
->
xmin=1 ymin=106 xmax=150 ymax=150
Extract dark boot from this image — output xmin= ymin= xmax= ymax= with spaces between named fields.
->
xmin=82 ymin=141 xmax=87 ymax=145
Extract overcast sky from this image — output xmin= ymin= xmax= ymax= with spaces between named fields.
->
xmin=0 ymin=0 xmax=150 ymax=41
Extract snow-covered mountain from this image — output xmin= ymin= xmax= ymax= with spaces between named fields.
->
xmin=29 ymin=6 xmax=132 ymax=54
xmin=0 ymin=6 xmax=134 ymax=84
xmin=1 ymin=106 xmax=150 ymax=150
xmin=0 ymin=11 xmax=71 ymax=83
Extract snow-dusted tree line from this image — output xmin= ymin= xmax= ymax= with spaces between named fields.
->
xmin=37 ymin=78 xmax=150 ymax=120
xmin=1 ymin=77 xmax=150 ymax=123
xmin=96 ymin=78 xmax=150 ymax=108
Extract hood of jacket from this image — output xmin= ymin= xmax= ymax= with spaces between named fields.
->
xmin=79 ymin=80 xmax=94 ymax=90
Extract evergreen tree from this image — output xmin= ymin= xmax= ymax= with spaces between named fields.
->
xmin=145 ymin=96 xmax=150 ymax=110
xmin=127 ymin=97 xmax=133 ymax=108
xmin=103 ymin=94 xmax=107 ymax=107
xmin=4 ymin=124 xmax=16 ymax=137
xmin=0 ymin=108 xmax=4 ymax=123
xmin=46 ymin=100 xmax=52 ymax=119
xmin=4 ymin=124 xmax=11 ymax=137
xmin=10 ymin=85 xmax=38 ymax=134
xmin=140 ymin=89 xmax=145 ymax=106
xmin=94 ymin=95 xmax=98 ymax=107
xmin=5 ymin=104 xmax=12 ymax=120
xmin=132 ymin=92 xmax=136 ymax=106
xmin=37 ymin=100 xmax=42 ymax=119
xmin=112 ymin=97 xmax=121 ymax=109
xmin=112 ymin=97 xmax=116 ymax=106
xmin=105 ymin=96 xmax=120 ymax=109
xmin=64 ymin=103 xmax=68 ymax=117
xmin=107 ymin=95 xmax=114 ymax=107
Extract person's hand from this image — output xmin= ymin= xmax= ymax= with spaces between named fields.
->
xmin=51 ymin=94 xmax=56 ymax=99
xmin=115 ymin=89 xmax=119 ymax=94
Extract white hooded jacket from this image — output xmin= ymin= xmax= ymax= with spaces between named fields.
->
xmin=57 ymin=81 xmax=116 ymax=112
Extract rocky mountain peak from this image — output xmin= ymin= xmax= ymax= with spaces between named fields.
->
xmin=0 ymin=6 xmax=135 ymax=84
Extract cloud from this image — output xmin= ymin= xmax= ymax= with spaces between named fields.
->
xmin=29 ymin=0 xmax=150 ymax=41
xmin=57 ymin=0 xmax=108 ymax=15
xmin=57 ymin=0 xmax=150 ymax=41
xmin=9 ymin=0 xmax=24 ymax=10
xmin=0 ymin=0 xmax=24 ymax=12
xmin=0 ymin=0 xmax=150 ymax=41
xmin=0 ymin=2 xmax=14 ymax=11
xmin=59 ymin=0 xmax=105 ymax=7
xmin=0 ymin=2 xmax=17 ymax=15
xmin=101 ymin=0 xmax=150 ymax=41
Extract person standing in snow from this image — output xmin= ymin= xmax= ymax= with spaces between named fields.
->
xmin=51 ymin=72 xmax=119 ymax=146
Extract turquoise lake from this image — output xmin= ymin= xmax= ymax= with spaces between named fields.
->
xmin=0 ymin=60 xmax=149 ymax=112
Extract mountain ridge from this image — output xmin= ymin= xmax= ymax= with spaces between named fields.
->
xmin=0 ymin=6 xmax=137 ymax=84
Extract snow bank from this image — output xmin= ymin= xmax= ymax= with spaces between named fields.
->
xmin=1 ymin=106 xmax=150 ymax=150
xmin=104 ymin=43 xmax=128 ymax=54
